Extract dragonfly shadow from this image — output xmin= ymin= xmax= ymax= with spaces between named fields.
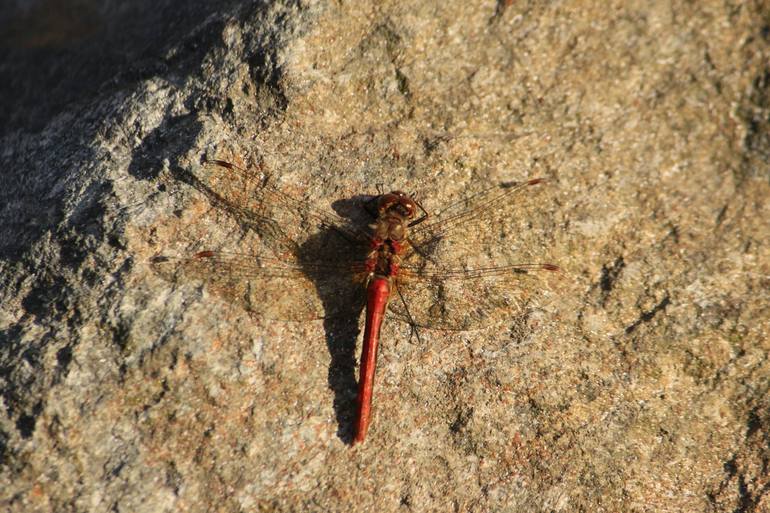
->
xmin=293 ymin=197 xmax=373 ymax=445
xmin=163 ymin=164 xmax=377 ymax=444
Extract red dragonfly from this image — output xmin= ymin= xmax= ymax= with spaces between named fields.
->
xmin=151 ymin=158 xmax=559 ymax=444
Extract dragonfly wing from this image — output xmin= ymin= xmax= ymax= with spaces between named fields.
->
xmin=150 ymin=251 xmax=367 ymax=322
xmin=154 ymin=158 xmax=374 ymax=322
xmin=388 ymin=263 xmax=559 ymax=330
xmin=187 ymin=160 xmax=370 ymax=251
xmin=407 ymin=178 xmax=547 ymax=253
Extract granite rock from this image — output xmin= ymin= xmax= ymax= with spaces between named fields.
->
xmin=1 ymin=1 xmax=769 ymax=512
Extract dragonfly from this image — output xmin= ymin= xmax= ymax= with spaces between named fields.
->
xmin=151 ymin=158 xmax=559 ymax=444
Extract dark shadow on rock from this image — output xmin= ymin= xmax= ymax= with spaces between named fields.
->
xmin=0 ymin=2 xmax=231 ymax=262
xmin=291 ymin=195 xmax=381 ymax=443
xmin=0 ymin=0 xmax=237 ymax=137
xmin=129 ymin=113 xmax=204 ymax=181
xmin=305 ymin=195 xmax=381 ymax=443
xmin=295 ymin=219 xmax=369 ymax=445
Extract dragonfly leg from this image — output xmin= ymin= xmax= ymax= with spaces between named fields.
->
xmin=407 ymin=196 xmax=430 ymax=227
xmin=395 ymin=285 xmax=424 ymax=346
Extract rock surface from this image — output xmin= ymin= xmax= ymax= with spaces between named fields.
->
xmin=1 ymin=1 xmax=769 ymax=512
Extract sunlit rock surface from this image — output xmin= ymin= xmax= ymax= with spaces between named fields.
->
xmin=1 ymin=1 xmax=768 ymax=511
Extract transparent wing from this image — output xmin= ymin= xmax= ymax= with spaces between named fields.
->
xmin=407 ymin=178 xmax=547 ymax=255
xmin=389 ymin=263 xmax=560 ymax=330
xmin=153 ymin=158 xmax=378 ymax=322
xmin=175 ymin=159 xmax=371 ymax=256
xmin=150 ymin=251 xmax=369 ymax=322
xmin=383 ymin=177 xmax=558 ymax=329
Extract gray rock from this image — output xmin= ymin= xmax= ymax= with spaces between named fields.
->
xmin=1 ymin=1 xmax=768 ymax=512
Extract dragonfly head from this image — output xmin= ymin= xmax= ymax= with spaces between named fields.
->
xmin=377 ymin=191 xmax=417 ymax=221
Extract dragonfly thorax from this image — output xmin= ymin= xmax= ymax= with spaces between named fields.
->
xmin=366 ymin=237 xmax=403 ymax=278
xmin=364 ymin=191 xmax=417 ymax=278
xmin=371 ymin=214 xmax=409 ymax=242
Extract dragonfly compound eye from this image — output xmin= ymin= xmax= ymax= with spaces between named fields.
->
xmin=399 ymin=198 xmax=417 ymax=219
xmin=379 ymin=191 xmax=417 ymax=219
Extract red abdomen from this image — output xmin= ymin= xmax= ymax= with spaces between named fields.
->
xmin=353 ymin=277 xmax=390 ymax=444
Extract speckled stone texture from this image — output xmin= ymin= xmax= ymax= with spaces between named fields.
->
xmin=1 ymin=1 xmax=769 ymax=512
